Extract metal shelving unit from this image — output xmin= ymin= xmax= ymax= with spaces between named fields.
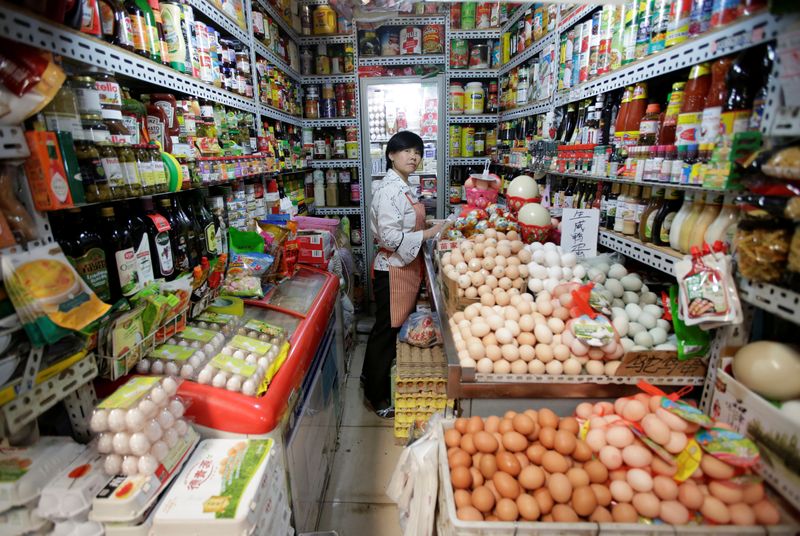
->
xmin=304 ymin=118 xmax=358 ymax=127
xmin=187 ymin=0 xmax=249 ymax=43
xmin=299 ymin=34 xmax=354 ymax=45
xmin=382 ymin=15 xmax=447 ymax=26
xmin=499 ymin=33 xmax=557 ymax=76
xmin=359 ymin=55 xmax=446 ymax=67
xmin=546 ymin=170 xmax=728 ymax=193
xmin=302 ymin=74 xmax=356 ymax=84
xmin=448 ymin=69 xmax=500 ymax=79
xmin=259 ymin=103 xmax=303 ymax=127
xmin=449 ymin=29 xmax=501 ymax=39
xmin=447 ymin=114 xmax=499 ymax=124
xmin=500 ymin=3 xmax=534 ymax=34
xmin=737 ymin=279 xmax=800 ymax=325
xmin=501 ymin=100 xmax=552 ymax=120
xmin=598 ymin=230 xmax=680 ymax=276
xmin=314 ymin=206 xmax=361 ymax=216
xmin=449 ymin=157 xmax=493 ymax=167
xmin=256 ymin=0 xmax=300 ymax=43
xmin=310 ymin=159 xmax=360 ymax=168
xmin=254 ymin=41 xmax=303 ymax=83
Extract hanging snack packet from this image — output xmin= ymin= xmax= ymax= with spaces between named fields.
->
xmin=668 ymin=285 xmax=711 ymax=360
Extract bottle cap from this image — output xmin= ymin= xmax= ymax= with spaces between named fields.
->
xmin=646 ymin=103 xmax=661 ymax=113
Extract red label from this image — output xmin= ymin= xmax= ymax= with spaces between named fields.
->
xmin=148 ymin=213 xmax=172 ymax=232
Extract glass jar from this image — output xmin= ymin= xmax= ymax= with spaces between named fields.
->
xmin=305 ymin=85 xmax=320 ymax=119
xmin=76 ymin=140 xmax=111 ymax=202
xmin=69 ymin=75 xmax=103 ymax=120
xmin=449 ymin=83 xmax=464 ymax=115
xmin=116 ymin=144 xmax=142 ymax=197
xmin=464 ymin=82 xmax=485 ymax=115
xmin=136 ymin=145 xmax=156 ymax=194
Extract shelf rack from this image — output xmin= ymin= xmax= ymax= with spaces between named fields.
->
xmin=187 ymin=0 xmax=249 ymax=43
xmin=500 ymin=100 xmax=552 ymax=121
xmin=737 ymin=279 xmax=800 ymax=326
xmin=598 ymin=230 xmax=680 ymax=276
xmin=449 ymin=28 xmax=501 ymax=39
xmin=302 ymin=73 xmax=357 ymax=84
xmin=310 ymin=159 xmax=360 ymax=169
xmin=259 ymin=103 xmax=303 ymax=127
xmin=313 ymin=206 xmax=361 ymax=216
xmin=447 ymin=114 xmax=499 ymax=124
xmin=358 ymin=54 xmax=446 ymax=67
xmin=254 ymin=41 xmax=303 ymax=83
xmin=449 ymin=157 xmax=492 ymax=167
xmin=447 ymin=69 xmax=500 ymax=79
xmin=256 ymin=0 xmax=300 ymax=44
xmin=304 ymin=118 xmax=359 ymax=127
xmin=498 ymin=33 xmax=557 ymax=76
xmin=546 ymin=170 xmax=728 ymax=193
xmin=298 ymin=34 xmax=355 ymax=45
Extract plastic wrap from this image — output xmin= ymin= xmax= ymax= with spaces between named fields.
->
xmin=399 ymin=311 xmax=442 ymax=348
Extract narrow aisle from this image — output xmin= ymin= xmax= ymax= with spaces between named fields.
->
xmin=316 ymin=334 xmax=404 ymax=535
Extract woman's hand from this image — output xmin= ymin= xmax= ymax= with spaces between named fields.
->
xmin=423 ymin=222 xmax=444 ymax=240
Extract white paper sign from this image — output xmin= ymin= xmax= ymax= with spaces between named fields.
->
xmin=560 ymin=208 xmax=600 ymax=258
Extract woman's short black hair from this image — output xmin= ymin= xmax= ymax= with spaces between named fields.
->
xmin=385 ymin=131 xmax=424 ymax=171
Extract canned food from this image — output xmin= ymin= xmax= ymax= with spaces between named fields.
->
xmin=450 ymin=39 xmax=469 ymax=69
xmin=380 ymin=28 xmax=400 ymax=56
xmin=469 ymin=43 xmax=490 ymax=69
xmin=422 ymin=25 xmax=444 ymax=54
xmin=461 ymin=126 xmax=475 ymax=157
xmin=449 ymin=83 xmax=464 ymax=115
xmin=400 ymin=26 xmax=422 ymax=55
xmin=476 ymin=3 xmax=492 ymax=28
xmin=461 ymin=1 xmax=476 ymax=29
xmin=449 ymin=125 xmax=462 ymax=157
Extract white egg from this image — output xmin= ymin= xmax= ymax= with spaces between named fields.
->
xmin=167 ymin=337 xmax=177 ymax=345
xmin=622 ymin=291 xmax=640 ymax=304
xmin=136 ymin=359 xmax=150 ymax=374
xmin=531 ymin=264 xmax=548 ymax=279
xmin=189 ymin=355 xmax=203 ymax=369
xmin=108 ymin=409 xmax=128 ymax=433
xmin=168 ymin=400 xmax=185 ymax=419
xmin=162 ymin=377 xmax=178 ymax=396
xmin=621 ymin=337 xmax=635 ymax=353
xmin=585 ymin=360 xmax=605 ymax=375
xmin=638 ymin=312 xmax=657 ymax=330
xmin=163 ymin=428 xmax=178 ymax=448
xmin=174 ymin=419 xmax=189 ymax=436
xmin=180 ymin=364 xmax=195 ymax=378
xmin=164 ymin=362 xmax=179 ymax=377
xmin=190 ymin=341 xmax=201 ymax=349
xmin=258 ymin=357 xmax=269 ymax=368
xmin=143 ymin=420 xmax=163 ymax=442
xmin=221 ymin=346 xmax=234 ymax=356
xmin=612 ymin=316 xmax=629 ymax=337
xmin=233 ymin=350 xmax=246 ymax=360
xmin=563 ymin=358 xmax=582 ymax=375
xmin=532 ymin=250 xmax=546 ymax=264
xmin=196 ymin=322 xmax=208 ymax=329
xmin=634 ymin=330 xmax=654 ymax=348
xmin=544 ymin=251 xmax=561 ymax=267
xmin=605 ymin=361 xmax=622 ymax=375
xmin=125 ymin=409 xmax=146 ymax=432
xmin=607 ymin=264 xmax=626 ymax=280
xmin=628 ymin=322 xmax=645 ymax=338
xmin=245 ymin=355 xmax=257 ymax=365
xmin=150 ymin=360 xmax=165 ymax=375
xmin=203 ymin=343 xmax=215 ymax=355
xmin=631 ymin=345 xmax=648 ymax=352
xmin=612 ymin=298 xmax=625 ymax=308
xmin=545 ymin=360 xmax=563 ymax=375
xmin=212 ymin=371 xmax=228 ymax=388
xmin=543 ymin=278 xmax=559 ymax=294
xmin=641 ymin=292 xmax=658 ymax=304
xmin=655 ymin=343 xmax=677 ymax=350
xmin=544 ymin=242 xmax=558 ymax=251
xmin=226 ymin=375 xmax=243 ymax=392
xmin=573 ymin=265 xmax=587 ymax=279
xmin=150 ymin=441 xmax=169 ymax=462
xmin=97 ymin=433 xmax=113 ymax=453
xmin=642 ymin=304 xmax=663 ymax=318
xmin=562 ymin=252 xmax=577 ymax=268
xmin=138 ymin=455 xmax=159 ymax=476
xmin=90 ymin=409 xmax=109 ymax=433
xmin=177 ymin=340 xmax=189 ymax=347
xmin=112 ymin=432 xmax=131 ymax=454
xmin=138 ymin=399 xmax=158 ymax=419
xmin=242 ymin=379 xmax=257 ymax=396
xmin=649 ymin=327 xmax=668 ymax=345
xmin=104 ymin=454 xmax=123 ymax=475
xmin=562 ymin=267 xmax=573 ymax=280
xmin=528 ymin=278 xmax=544 ymax=294
xmin=605 ymin=279 xmax=625 ymax=298
xmin=547 ymin=265 xmax=563 ymax=279
xmin=157 ymin=409 xmax=175 ymax=429
xmin=656 ymin=319 xmax=671 ymax=331
xmin=197 ymin=367 xmax=213 ymax=384
xmin=620 ymin=274 xmax=643 ymax=291
xmin=129 ymin=432 xmax=151 ymax=456
xmin=587 ymin=268 xmax=606 ymax=284
xmin=625 ymin=303 xmax=642 ymax=321
xmin=149 ymin=386 xmax=167 ymax=406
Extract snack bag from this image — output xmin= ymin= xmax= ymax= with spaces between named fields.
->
xmin=399 ymin=311 xmax=442 ymax=348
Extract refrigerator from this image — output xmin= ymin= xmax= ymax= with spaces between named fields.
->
xmin=359 ymin=75 xmax=446 ymax=300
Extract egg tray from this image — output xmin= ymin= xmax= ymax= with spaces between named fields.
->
xmin=395 ymin=343 xmax=448 ymax=378
xmin=395 ymin=379 xmax=448 ymax=395
xmin=194 ymin=335 xmax=282 ymax=397
xmin=395 ymin=396 xmax=449 ymax=412
xmin=191 ymin=313 xmax=242 ymax=337
xmin=134 ymin=343 xmax=216 ymax=380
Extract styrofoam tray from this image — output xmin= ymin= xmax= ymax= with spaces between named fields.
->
xmin=0 ymin=437 xmax=84 ymax=513
xmin=151 ymin=438 xmax=280 ymax=536
xmin=0 ymin=504 xmax=52 ymax=535
xmin=103 ymin=490 xmax=161 ymax=536
xmin=90 ymin=426 xmax=199 ymax=523
xmin=437 ymin=421 xmax=798 ymax=536
xmin=37 ymin=445 xmax=114 ymax=521
xmin=51 ymin=519 xmax=104 ymax=536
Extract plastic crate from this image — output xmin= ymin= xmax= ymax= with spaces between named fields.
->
xmin=436 ymin=421 xmax=797 ymax=536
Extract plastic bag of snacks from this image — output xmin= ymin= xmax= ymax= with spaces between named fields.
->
xmin=89 ymin=377 xmax=190 ymax=476
xmin=399 ymin=311 xmax=442 ymax=348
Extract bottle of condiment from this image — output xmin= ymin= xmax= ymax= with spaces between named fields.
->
xmin=126 ymin=207 xmax=155 ymax=290
xmin=150 ymin=146 xmax=169 ymax=193
xmin=192 ymin=192 xmax=218 ymax=256
xmin=624 ymin=184 xmax=643 ymax=236
xmin=623 ymin=82 xmax=648 ymax=146
xmin=686 ymin=193 xmax=722 ymax=251
xmin=116 ymin=144 xmax=142 ymax=197
xmin=133 ymin=0 xmax=159 ymax=62
xmin=125 ymin=0 xmax=152 ymax=59
xmin=639 ymin=187 xmax=665 ymax=242
xmin=638 ymin=103 xmax=661 ymax=145
xmin=676 ymin=63 xmax=710 ymax=146
xmin=613 ymin=86 xmax=634 ymax=145
xmin=659 ymin=82 xmax=685 ymax=145
xmin=146 ymin=101 xmax=172 ymax=152
xmin=606 ymin=183 xmax=621 ymax=229
xmin=700 ymin=57 xmax=732 ymax=146
xmin=60 ymin=208 xmax=111 ymax=302
xmin=313 ymin=170 xmax=326 ymax=208
xmin=652 ymin=188 xmax=683 ymax=246
xmin=178 ymin=196 xmax=201 ymax=266
xmin=325 ymin=172 xmax=338 ymax=207
xmin=721 ymin=49 xmax=756 ymax=143
xmin=160 ymin=2 xmax=186 ymax=72
xmin=148 ymin=0 xmax=169 ymax=66
xmin=703 ymin=193 xmax=739 ymax=247
xmin=158 ymin=197 xmax=190 ymax=272
xmin=676 ymin=192 xmax=705 ymax=252
xmin=613 ymin=184 xmax=630 ymax=233
xmin=99 ymin=205 xmax=138 ymax=301
xmin=139 ymin=197 xmax=174 ymax=280
xmin=182 ymin=195 xmax=209 ymax=258
xmin=338 ymin=169 xmax=351 ymax=207
xmin=99 ymin=0 xmax=134 ymax=50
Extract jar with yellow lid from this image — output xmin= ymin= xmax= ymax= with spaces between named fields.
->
xmin=464 ymin=82 xmax=485 ymax=115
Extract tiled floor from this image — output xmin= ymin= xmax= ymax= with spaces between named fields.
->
xmin=316 ymin=335 xmax=404 ymax=536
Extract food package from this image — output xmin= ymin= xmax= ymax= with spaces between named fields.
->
xmin=36 ymin=446 xmax=113 ymax=522
xmin=399 ymin=311 xmax=442 ymax=348
xmin=0 ymin=41 xmax=65 ymax=124
xmin=197 ymin=334 xmax=281 ymax=396
xmin=192 ymin=311 xmax=242 ymax=336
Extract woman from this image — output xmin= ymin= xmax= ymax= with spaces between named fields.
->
xmin=362 ymin=131 xmax=443 ymax=418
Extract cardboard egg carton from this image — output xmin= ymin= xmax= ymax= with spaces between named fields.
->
xmin=395 ymin=342 xmax=447 ymax=378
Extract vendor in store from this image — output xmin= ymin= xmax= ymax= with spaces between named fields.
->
xmin=363 ymin=131 xmax=443 ymax=418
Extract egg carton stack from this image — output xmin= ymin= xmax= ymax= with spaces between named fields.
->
xmin=193 ymin=311 xmax=243 ymax=337
xmin=196 ymin=334 xmax=282 ymax=396
xmin=89 ymin=376 xmax=192 ymax=477
xmin=135 ymin=325 xmax=226 ymax=379
xmin=393 ymin=342 xmax=451 ymax=442
xmin=0 ymin=437 xmax=84 ymax=536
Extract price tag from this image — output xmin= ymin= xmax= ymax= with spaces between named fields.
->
xmin=560 ymin=208 xmax=600 ymax=258
xmin=615 ymin=351 xmax=707 ymax=377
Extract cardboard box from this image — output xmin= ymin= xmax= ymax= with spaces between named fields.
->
xmin=297 ymin=230 xmax=335 ymax=265
xmin=23 ymin=131 xmax=74 ymax=210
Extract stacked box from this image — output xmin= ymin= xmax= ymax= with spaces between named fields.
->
xmin=393 ymin=342 xmax=452 ymax=441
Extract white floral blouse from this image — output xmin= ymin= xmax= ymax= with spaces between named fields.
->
xmin=370 ymin=169 xmax=423 ymax=271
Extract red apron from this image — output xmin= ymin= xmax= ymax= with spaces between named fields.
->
xmin=375 ymin=193 xmax=427 ymax=328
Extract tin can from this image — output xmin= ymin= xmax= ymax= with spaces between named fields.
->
xmin=461 ymin=2 xmax=476 ymax=29
xmin=589 ymin=11 xmax=601 ymax=80
xmin=449 ymin=125 xmax=462 ymax=157
xmin=490 ymin=40 xmax=501 ymax=68
xmin=468 ymin=43 xmax=490 ymax=69
xmin=501 ymin=33 xmax=511 ymax=65
xmin=461 ymin=126 xmax=475 ymax=157
xmin=450 ymin=4 xmax=462 ymax=28
xmin=450 ymin=39 xmax=469 ymax=69
xmin=422 ymin=25 xmax=444 ymax=54
xmin=579 ymin=20 xmax=592 ymax=83
xmin=449 ymin=83 xmax=464 ymax=114
xmin=476 ymin=3 xmax=492 ymax=28
xmin=380 ymin=28 xmax=400 ymax=56
xmin=400 ymin=26 xmax=422 ymax=55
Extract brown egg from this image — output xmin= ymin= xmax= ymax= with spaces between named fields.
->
xmin=486 ymin=481 xmax=502 ymax=503
xmin=554 ymin=430 xmax=577 ymax=456
xmin=496 ymin=497 xmax=519 ymax=521
xmin=572 ymin=486 xmax=598 ymax=517
xmin=460 ymin=433 xmax=477 ymax=455
xmin=552 ymin=504 xmax=579 ymax=522
xmin=653 ymin=475 xmax=679 ymax=500
xmin=493 ymin=432 xmax=506 ymax=452
xmin=729 ymin=502 xmax=756 ymax=525
xmin=479 ymin=453 xmax=497 ymax=479
xmin=583 ymin=460 xmax=609 ymax=484
xmin=515 ymin=452 xmax=530 ymax=469
xmin=752 ymin=499 xmax=780 ymax=525
xmin=512 ymin=413 xmax=536 ymax=435
xmin=473 ymin=453 xmax=483 ymax=468
xmin=502 ymin=431 xmax=528 ymax=453
xmin=445 ymin=428 xmax=462 ymax=448
xmin=632 ymin=492 xmax=660 ymax=518
xmin=742 ymin=482 xmax=765 ymax=505
xmin=473 ymin=431 xmax=499 ymax=453
xmin=709 ymin=480 xmax=744 ymax=504
xmin=542 ymin=450 xmax=569 ymax=474
xmin=558 ymin=416 xmax=580 ymax=435
xmin=471 ymin=486 xmax=495 ymax=513
xmin=677 ymin=481 xmax=704 ymax=510
xmin=534 ymin=488 xmax=554 ymax=515
xmin=456 ymin=506 xmax=484 ymax=521
xmin=538 ymin=427 xmax=556 ymax=449
xmin=590 ymin=505 xmax=613 ymax=522
xmin=609 ymin=469 xmax=627 ymax=482
xmin=660 ymin=500 xmax=690 ymax=525
xmin=504 ymin=410 xmax=518 ymax=419
xmin=493 ymin=471 xmax=520 ymax=499
xmin=517 ymin=493 xmax=541 ymax=521
xmin=547 ymin=473 xmax=573 ymax=503
xmin=451 ymin=466 xmax=472 ymax=489
xmin=499 ymin=418 xmax=515 ymax=434
xmin=591 ymin=483 xmax=612 ymax=507
xmin=454 ymin=489 xmax=472 ymax=509
xmin=449 ymin=448 xmax=472 ymax=468
xmin=612 ymin=503 xmax=639 ymax=523
xmin=572 ymin=439 xmax=593 ymax=462
xmin=523 ymin=409 xmax=538 ymax=424
xmin=469 ymin=467 xmax=484 ymax=488
xmin=566 ymin=467 xmax=590 ymax=488
xmin=454 ymin=417 xmax=469 ymax=434
xmin=485 ymin=514 xmax=499 ymax=521
xmin=519 ymin=465 xmax=545 ymax=490
xmin=526 ymin=444 xmax=546 ymax=465
xmin=484 ymin=415 xmax=501 ymax=434
xmin=496 ymin=451 xmax=521 ymax=477
xmin=700 ymin=454 xmax=736 ymax=480
xmin=651 ymin=456 xmax=678 ymax=477
xmin=538 ymin=408 xmax=559 ymax=429
xmin=701 ymin=495 xmax=731 ymax=524
xmin=466 ymin=415 xmax=484 ymax=434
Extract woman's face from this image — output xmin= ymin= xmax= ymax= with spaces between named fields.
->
xmin=390 ymin=147 xmax=421 ymax=175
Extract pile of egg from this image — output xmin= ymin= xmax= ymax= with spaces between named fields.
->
xmin=196 ymin=341 xmax=280 ymax=396
xmin=525 ymin=242 xmax=585 ymax=295
xmin=194 ymin=317 xmax=241 ymax=337
xmin=89 ymin=377 xmax=190 ymax=476
xmin=584 ymin=262 xmax=676 ymax=352
xmin=135 ymin=344 xmax=210 ymax=379
xmin=450 ymin=291 xmax=622 ymax=376
xmin=236 ymin=326 xmax=286 ymax=347
xmin=446 ymin=402 xmax=782 ymax=526
xmin=440 ymin=229 xmax=532 ymax=305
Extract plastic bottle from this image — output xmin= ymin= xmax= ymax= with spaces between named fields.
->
xmin=614 ymin=184 xmax=631 ymax=233
xmin=639 ymin=187 xmax=663 ymax=241
xmin=652 ymin=188 xmax=683 ymax=246
xmin=703 ymin=193 xmax=739 ymax=247
xmin=623 ymin=82 xmax=648 ymax=146
xmin=677 ymin=193 xmax=706 ymax=252
xmin=699 ymin=57 xmax=732 ymax=146
xmin=613 ymin=86 xmax=634 ymax=145
xmin=721 ymin=49 xmax=757 ymax=143
xmin=676 ymin=63 xmax=710 ymax=146
xmin=686 ymin=193 xmax=722 ymax=251
xmin=668 ymin=191 xmax=696 ymax=250
xmin=159 ymin=2 xmax=186 ymax=72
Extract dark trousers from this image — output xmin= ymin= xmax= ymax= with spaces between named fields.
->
xmin=363 ymin=270 xmax=397 ymax=407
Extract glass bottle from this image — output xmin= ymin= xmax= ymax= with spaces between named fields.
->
xmin=116 ymin=143 xmax=142 ymax=197
xmin=721 ymin=49 xmax=756 ymax=143
xmin=193 ymin=192 xmax=218 ymax=256
xmin=606 ymin=183 xmax=621 ymax=229
xmin=653 ymin=188 xmax=683 ymax=246
xmin=639 ymin=187 xmax=665 ymax=242
xmin=638 ymin=103 xmax=661 ymax=145
xmin=613 ymin=184 xmax=630 ymax=233
xmin=76 ymin=140 xmax=111 ymax=203
xmin=178 ymin=196 xmax=201 ymax=265
xmin=659 ymin=82 xmax=685 ymax=146
xmin=700 ymin=57 xmax=732 ymax=146
xmin=139 ymin=197 xmax=174 ymax=280
xmin=99 ymin=205 xmax=138 ymax=301
xmin=60 ymin=208 xmax=111 ymax=302
xmin=158 ymin=197 xmax=190 ymax=273
xmin=125 ymin=0 xmax=151 ymax=59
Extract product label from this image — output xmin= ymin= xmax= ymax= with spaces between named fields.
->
xmin=695 ymin=428 xmax=760 ymax=467
xmin=68 ymin=247 xmax=110 ymax=301
xmin=675 ymin=112 xmax=701 ymax=145
xmin=639 ymin=119 xmax=659 ymax=136
xmin=115 ymin=246 xmax=138 ymax=296
xmin=95 ymin=79 xmax=122 ymax=118
xmin=150 ymin=344 xmax=196 ymax=362
xmin=229 ymin=334 xmax=272 ymax=356
xmin=120 ymin=160 xmax=140 ymax=187
xmin=121 ymin=115 xmax=140 ymax=144
xmin=673 ymin=438 xmax=703 ymax=482
xmin=178 ymin=326 xmax=216 ymax=343
xmin=154 ymin=101 xmax=175 ymax=129
xmin=154 ymin=229 xmax=173 ymax=275
xmin=100 ymin=154 xmax=125 ymax=187
xmin=572 ymin=314 xmax=615 ymax=346
xmin=700 ymin=106 xmax=722 ymax=144
xmin=74 ymin=87 xmax=103 ymax=117
xmin=98 ymin=376 xmax=160 ymax=409
xmin=210 ymin=354 xmax=256 ymax=377
xmin=204 ymin=223 xmax=217 ymax=255
xmin=147 ymin=116 xmax=165 ymax=146
xmin=134 ymin=233 xmax=155 ymax=291
xmin=244 ymin=319 xmax=285 ymax=338
xmin=720 ymin=110 xmax=751 ymax=139
xmin=195 ymin=311 xmax=235 ymax=325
